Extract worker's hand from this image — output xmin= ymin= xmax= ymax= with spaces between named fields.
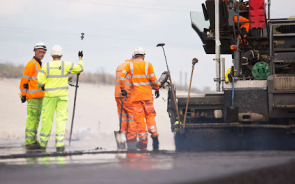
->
xmin=121 ymin=89 xmax=127 ymax=97
xmin=155 ymin=90 xmax=160 ymax=98
xmin=42 ymin=86 xmax=45 ymax=91
xmin=157 ymin=81 xmax=163 ymax=88
xmin=23 ymin=83 xmax=28 ymax=89
xmin=21 ymin=96 xmax=26 ymax=103
xmin=78 ymin=51 xmax=83 ymax=57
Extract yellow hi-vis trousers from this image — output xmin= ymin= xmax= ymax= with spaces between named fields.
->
xmin=25 ymin=98 xmax=43 ymax=145
xmin=39 ymin=96 xmax=68 ymax=148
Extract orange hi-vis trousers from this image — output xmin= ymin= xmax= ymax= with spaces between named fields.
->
xmin=132 ymin=100 xmax=159 ymax=149
xmin=115 ymin=97 xmax=137 ymax=141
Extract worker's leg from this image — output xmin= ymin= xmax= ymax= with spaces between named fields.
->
xmin=143 ymin=100 xmax=159 ymax=138
xmin=55 ymin=96 xmax=69 ymax=151
xmin=124 ymin=97 xmax=137 ymax=141
xmin=25 ymin=98 xmax=43 ymax=146
xmin=39 ymin=97 xmax=57 ymax=148
xmin=133 ymin=101 xmax=148 ymax=150
xmin=143 ymin=100 xmax=159 ymax=150
xmin=116 ymin=97 xmax=128 ymax=134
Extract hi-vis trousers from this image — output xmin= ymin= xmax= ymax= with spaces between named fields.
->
xmin=25 ymin=98 xmax=43 ymax=145
xmin=132 ymin=100 xmax=159 ymax=149
xmin=116 ymin=97 xmax=137 ymax=141
xmin=39 ymin=96 xmax=68 ymax=148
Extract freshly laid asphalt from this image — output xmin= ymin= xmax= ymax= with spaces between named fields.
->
xmin=1 ymin=147 xmax=295 ymax=184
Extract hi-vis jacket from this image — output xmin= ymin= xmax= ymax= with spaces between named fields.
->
xmin=120 ymin=59 xmax=159 ymax=102
xmin=37 ymin=60 xmax=84 ymax=97
xmin=115 ymin=60 xmax=132 ymax=98
xmin=19 ymin=58 xmax=45 ymax=99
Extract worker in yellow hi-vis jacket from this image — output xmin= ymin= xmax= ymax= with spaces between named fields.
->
xmin=37 ymin=45 xmax=84 ymax=152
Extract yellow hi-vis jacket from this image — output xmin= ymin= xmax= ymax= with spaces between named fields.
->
xmin=37 ymin=60 xmax=84 ymax=97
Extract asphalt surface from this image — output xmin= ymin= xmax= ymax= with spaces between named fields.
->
xmin=1 ymin=145 xmax=295 ymax=184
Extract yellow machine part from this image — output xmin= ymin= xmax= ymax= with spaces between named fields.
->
xmin=225 ymin=67 xmax=236 ymax=83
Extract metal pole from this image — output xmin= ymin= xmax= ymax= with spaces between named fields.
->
xmin=222 ymin=58 xmax=225 ymax=90
xmin=69 ymin=74 xmax=79 ymax=146
xmin=215 ymin=0 xmax=221 ymax=92
xmin=160 ymin=46 xmax=181 ymax=132
xmin=69 ymin=33 xmax=84 ymax=146
xmin=268 ymin=0 xmax=271 ymax=21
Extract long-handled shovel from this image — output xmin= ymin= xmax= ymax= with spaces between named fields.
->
xmin=114 ymin=94 xmax=127 ymax=149
xmin=183 ymin=58 xmax=198 ymax=131
xmin=69 ymin=33 xmax=84 ymax=146
xmin=156 ymin=43 xmax=183 ymax=133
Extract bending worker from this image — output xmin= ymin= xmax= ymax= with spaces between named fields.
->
xmin=37 ymin=45 xmax=84 ymax=152
xmin=19 ymin=42 xmax=46 ymax=150
xmin=120 ymin=47 xmax=160 ymax=150
xmin=115 ymin=56 xmax=138 ymax=148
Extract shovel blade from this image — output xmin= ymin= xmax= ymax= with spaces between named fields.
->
xmin=226 ymin=106 xmax=239 ymax=122
xmin=114 ymin=131 xmax=127 ymax=149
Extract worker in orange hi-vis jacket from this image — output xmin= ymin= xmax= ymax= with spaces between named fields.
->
xmin=120 ymin=47 xmax=160 ymax=150
xmin=115 ymin=56 xmax=138 ymax=149
xmin=19 ymin=42 xmax=46 ymax=150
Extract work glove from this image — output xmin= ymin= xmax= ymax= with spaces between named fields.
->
xmin=121 ymin=89 xmax=127 ymax=97
xmin=23 ymin=83 xmax=28 ymax=89
xmin=42 ymin=86 xmax=45 ymax=91
xmin=155 ymin=90 xmax=160 ymax=98
xmin=21 ymin=96 xmax=26 ymax=103
xmin=78 ymin=51 xmax=83 ymax=57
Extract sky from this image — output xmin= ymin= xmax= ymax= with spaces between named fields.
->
xmin=0 ymin=0 xmax=294 ymax=90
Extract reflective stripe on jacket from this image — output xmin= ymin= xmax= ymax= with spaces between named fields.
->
xmin=37 ymin=60 xmax=84 ymax=97
xmin=120 ymin=59 xmax=159 ymax=101
xmin=115 ymin=60 xmax=132 ymax=98
xmin=19 ymin=58 xmax=45 ymax=99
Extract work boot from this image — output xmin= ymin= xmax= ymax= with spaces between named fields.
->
xmin=25 ymin=142 xmax=41 ymax=150
xmin=127 ymin=139 xmax=138 ymax=150
xmin=152 ymin=137 xmax=159 ymax=151
xmin=138 ymin=141 xmax=147 ymax=150
xmin=56 ymin=146 xmax=65 ymax=152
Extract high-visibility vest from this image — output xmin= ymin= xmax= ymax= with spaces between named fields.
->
xmin=120 ymin=59 xmax=159 ymax=102
xmin=37 ymin=60 xmax=84 ymax=97
xmin=19 ymin=58 xmax=44 ymax=99
xmin=115 ymin=60 xmax=132 ymax=98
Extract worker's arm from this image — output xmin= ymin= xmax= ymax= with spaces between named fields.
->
xmin=37 ymin=63 xmax=47 ymax=88
xmin=19 ymin=62 xmax=35 ymax=96
xmin=148 ymin=63 xmax=159 ymax=91
xmin=69 ymin=59 xmax=84 ymax=74
xmin=120 ymin=62 xmax=130 ymax=90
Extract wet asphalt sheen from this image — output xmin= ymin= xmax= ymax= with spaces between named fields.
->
xmin=1 ymin=149 xmax=295 ymax=184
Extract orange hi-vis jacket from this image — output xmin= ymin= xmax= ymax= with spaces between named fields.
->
xmin=19 ymin=58 xmax=44 ymax=99
xmin=234 ymin=16 xmax=249 ymax=32
xmin=120 ymin=59 xmax=159 ymax=102
xmin=115 ymin=60 xmax=132 ymax=98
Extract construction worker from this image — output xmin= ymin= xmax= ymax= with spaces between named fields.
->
xmin=120 ymin=47 xmax=160 ymax=150
xmin=37 ymin=45 xmax=84 ymax=152
xmin=115 ymin=56 xmax=138 ymax=148
xmin=19 ymin=42 xmax=46 ymax=150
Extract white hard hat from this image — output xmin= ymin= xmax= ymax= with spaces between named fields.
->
xmin=34 ymin=42 xmax=47 ymax=51
xmin=133 ymin=47 xmax=146 ymax=56
xmin=51 ymin=45 xmax=63 ymax=56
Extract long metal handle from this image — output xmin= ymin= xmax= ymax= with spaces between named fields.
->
xmin=160 ymin=47 xmax=180 ymax=131
xmin=69 ymin=74 xmax=80 ymax=146
xmin=80 ymin=33 xmax=84 ymax=51
xmin=119 ymin=94 xmax=126 ymax=131
xmin=183 ymin=65 xmax=195 ymax=129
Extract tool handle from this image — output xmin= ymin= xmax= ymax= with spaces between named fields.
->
xmin=80 ymin=33 xmax=84 ymax=51
xmin=119 ymin=94 xmax=126 ymax=131
xmin=69 ymin=74 xmax=80 ymax=146
xmin=183 ymin=65 xmax=195 ymax=129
